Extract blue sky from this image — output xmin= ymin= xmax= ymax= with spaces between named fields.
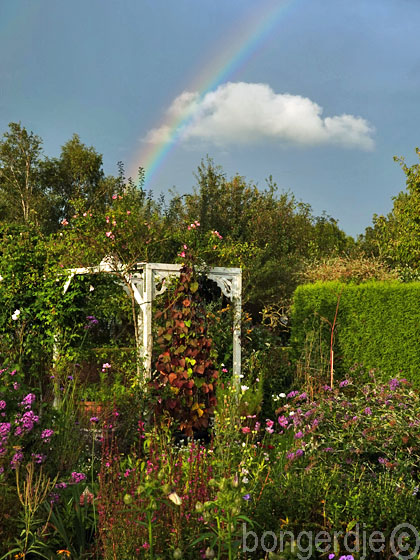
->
xmin=1 ymin=0 xmax=420 ymax=237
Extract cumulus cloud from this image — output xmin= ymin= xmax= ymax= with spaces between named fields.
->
xmin=144 ymin=82 xmax=375 ymax=150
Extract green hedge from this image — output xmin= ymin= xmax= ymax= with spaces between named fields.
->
xmin=290 ymin=280 xmax=420 ymax=383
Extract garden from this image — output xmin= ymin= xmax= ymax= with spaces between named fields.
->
xmin=1 ymin=124 xmax=420 ymax=559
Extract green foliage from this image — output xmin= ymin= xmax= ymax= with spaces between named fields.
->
xmin=291 ymin=280 xmax=420 ymax=384
xmin=268 ymin=374 xmax=420 ymax=558
xmin=181 ymin=158 xmax=353 ymax=310
xmin=0 ymin=122 xmax=45 ymax=226
xmin=361 ymin=147 xmax=420 ymax=270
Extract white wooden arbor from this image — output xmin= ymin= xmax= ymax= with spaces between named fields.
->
xmin=61 ymin=258 xmax=242 ymax=389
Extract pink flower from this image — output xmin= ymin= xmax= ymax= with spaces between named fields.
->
xmin=127 ymin=210 xmax=131 ymax=215
xmin=61 ymin=219 xmax=69 ymax=226
xmin=105 ymin=231 xmax=114 ymax=239
xmin=112 ymin=194 xmax=117 ymax=199
xmin=178 ymin=251 xmax=186 ymax=258
xmin=242 ymin=426 xmax=251 ymax=434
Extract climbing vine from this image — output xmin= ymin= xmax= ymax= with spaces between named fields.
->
xmin=150 ymin=250 xmax=218 ymax=436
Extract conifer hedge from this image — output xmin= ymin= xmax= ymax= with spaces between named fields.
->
xmin=291 ymin=281 xmax=420 ymax=383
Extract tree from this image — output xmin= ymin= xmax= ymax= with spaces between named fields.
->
xmin=0 ymin=122 xmax=45 ymax=225
xmin=181 ymin=158 xmax=352 ymax=310
xmin=41 ymin=134 xmax=119 ymax=224
xmin=360 ymin=148 xmax=420 ymax=271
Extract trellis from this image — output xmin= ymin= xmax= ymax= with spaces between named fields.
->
xmin=60 ymin=258 xmax=242 ymax=389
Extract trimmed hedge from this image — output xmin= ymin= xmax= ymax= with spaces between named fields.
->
xmin=290 ymin=280 xmax=420 ymax=383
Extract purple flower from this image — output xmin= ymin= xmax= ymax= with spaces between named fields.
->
xmin=339 ymin=379 xmax=349 ymax=388
xmin=287 ymin=390 xmax=299 ymax=399
xmin=329 ymin=555 xmax=335 ymax=559
xmin=90 ymin=416 xmax=99 ymax=423
xmin=71 ymin=472 xmax=86 ymax=484
xmin=295 ymin=449 xmax=304 ymax=457
xmin=278 ymin=415 xmax=288 ymax=428
xmin=10 ymin=451 xmax=23 ymax=469
xmin=298 ymin=392 xmax=307 ymax=400
xmin=389 ymin=378 xmax=400 ymax=391
xmin=41 ymin=429 xmax=54 ymax=442
xmin=0 ymin=401 xmax=6 ymax=410
xmin=20 ymin=393 xmax=36 ymax=409
xmin=286 ymin=452 xmax=295 ymax=460
xmin=242 ymin=494 xmax=251 ymax=501
xmin=0 ymin=423 xmax=11 ymax=437
xmin=294 ymin=431 xmax=304 ymax=439
xmin=364 ymin=407 xmax=372 ymax=415
xmin=85 ymin=315 xmax=99 ymax=329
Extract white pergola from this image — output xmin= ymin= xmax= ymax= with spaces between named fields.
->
xmin=60 ymin=258 xmax=242 ymax=389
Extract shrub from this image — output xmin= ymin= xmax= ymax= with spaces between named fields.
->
xmin=291 ymin=280 xmax=420 ymax=385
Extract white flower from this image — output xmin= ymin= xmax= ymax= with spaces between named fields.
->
xmin=12 ymin=309 xmax=20 ymax=321
xmin=279 ymin=393 xmax=286 ymax=398
xmin=289 ymin=411 xmax=295 ymax=416
xmin=242 ymin=477 xmax=249 ymax=484
xmin=89 ymin=285 xmax=95 ymax=292
xmin=241 ymin=385 xmax=249 ymax=392
xmin=0 ymin=274 xmax=3 ymax=281
xmin=168 ymin=492 xmax=182 ymax=506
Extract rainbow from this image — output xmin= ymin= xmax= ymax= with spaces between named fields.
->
xmin=129 ymin=0 xmax=300 ymax=186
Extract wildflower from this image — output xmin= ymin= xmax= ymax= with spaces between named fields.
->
xmin=278 ymin=415 xmax=288 ymax=428
xmin=70 ymin=472 xmax=86 ymax=484
xmin=61 ymin=219 xmax=69 ymax=226
xmin=168 ymin=492 xmax=182 ymax=506
xmin=389 ymin=378 xmax=400 ymax=391
xmin=364 ymin=407 xmax=372 ymax=415
xmin=287 ymin=390 xmax=299 ymax=399
xmin=242 ymin=493 xmax=251 ymax=501
xmin=0 ymin=401 xmax=5 ymax=410
xmin=241 ymin=385 xmax=249 ymax=392
xmin=90 ymin=416 xmax=99 ymax=423
xmin=10 ymin=451 xmax=24 ymax=469
xmin=295 ymin=431 xmax=304 ymax=439
xmin=295 ymin=449 xmax=304 ymax=457
xmin=279 ymin=393 xmax=286 ymax=398
xmin=241 ymin=426 xmax=251 ymax=434
xmin=21 ymin=393 xmax=36 ymax=408
xmin=112 ymin=194 xmax=118 ymax=199
xmin=41 ymin=429 xmax=54 ymax=443
xmin=57 ymin=551 xmax=71 ymax=558
xmin=0 ymin=423 xmax=11 ymax=436
xmin=12 ymin=309 xmax=21 ymax=321
xmin=339 ymin=379 xmax=349 ymax=388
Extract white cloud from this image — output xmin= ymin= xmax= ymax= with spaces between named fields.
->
xmin=144 ymin=82 xmax=375 ymax=150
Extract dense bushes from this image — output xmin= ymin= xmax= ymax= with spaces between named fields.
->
xmin=291 ymin=280 xmax=420 ymax=384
